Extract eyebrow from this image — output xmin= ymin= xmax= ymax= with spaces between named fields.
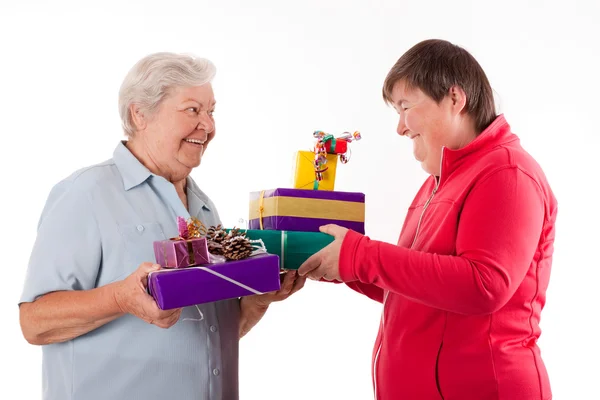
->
xmin=182 ymin=99 xmax=217 ymax=108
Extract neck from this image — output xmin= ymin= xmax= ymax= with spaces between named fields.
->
xmin=125 ymin=138 xmax=188 ymax=191
xmin=451 ymin=118 xmax=479 ymax=150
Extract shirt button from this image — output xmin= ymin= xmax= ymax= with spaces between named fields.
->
xmin=210 ymin=326 xmax=217 ymax=332
xmin=213 ymin=368 xmax=220 ymax=376
xmin=136 ymin=225 xmax=144 ymax=232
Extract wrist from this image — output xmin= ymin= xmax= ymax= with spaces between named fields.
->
xmin=242 ymin=295 xmax=270 ymax=311
xmin=108 ymin=280 xmax=127 ymax=315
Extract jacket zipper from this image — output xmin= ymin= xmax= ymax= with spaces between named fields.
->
xmin=435 ymin=341 xmax=445 ymax=399
xmin=373 ymin=149 xmax=444 ymax=400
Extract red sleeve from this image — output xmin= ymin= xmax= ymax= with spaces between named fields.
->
xmin=318 ymin=280 xmax=384 ymax=303
xmin=339 ymin=167 xmax=545 ymax=315
xmin=345 ymin=282 xmax=384 ymax=303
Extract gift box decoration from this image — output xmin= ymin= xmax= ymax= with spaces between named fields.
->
xmin=249 ymin=188 xmax=365 ymax=233
xmin=240 ymin=229 xmax=334 ymax=270
xmin=153 ymin=217 xmax=210 ymax=268
xmin=293 ymin=130 xmax=362 ymax=191
xmin=294 ymin=150 xmax=338 ymax=191
xmin=148 ymin=253 xmax=281 ymax=310
xmin=315 ymin=130 xmax=361 ymax=159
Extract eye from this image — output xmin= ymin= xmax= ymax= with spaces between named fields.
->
xmin=208 ymin=109 xmax=215 ymax=117
xmin=186 ymin=107 xmax=199 ymax=113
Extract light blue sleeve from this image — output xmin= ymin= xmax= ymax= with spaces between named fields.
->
xmin=20 ymin=177 xmax=102 ymax=304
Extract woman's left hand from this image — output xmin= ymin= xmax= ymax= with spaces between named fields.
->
xmin=246 ymin=270 xmax=306 ymax=308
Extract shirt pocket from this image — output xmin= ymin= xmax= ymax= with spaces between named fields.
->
xmin=118 ymin=222 xmax=167 ymax=272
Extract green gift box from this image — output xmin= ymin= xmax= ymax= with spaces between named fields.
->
xmin=229 ymin=229 xmax=334 ymax=270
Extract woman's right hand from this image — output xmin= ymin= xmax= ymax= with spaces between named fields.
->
xmin=114 ymin=262 xmax=182 ymax=328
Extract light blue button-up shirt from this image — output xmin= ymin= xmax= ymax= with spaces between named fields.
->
xmin=20 ymin=142 xmax=240 ymax=400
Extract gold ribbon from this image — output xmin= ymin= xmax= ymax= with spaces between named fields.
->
xmin=249 ymin=196 xmax=365 ymax=222
xmin=166 ymin=237 xmax=197 ymax=267
xmin=187 ymin=240 xmax=196 ymax=265
xmin=258 ymin=190 xmax=265 ymax=230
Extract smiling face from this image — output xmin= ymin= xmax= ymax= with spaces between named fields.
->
xmin=130 ymin=83 xmax=216 ymax=181
xmin=390 ymin=80 xmax=476 ymax=176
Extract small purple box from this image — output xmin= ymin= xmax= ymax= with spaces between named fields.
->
xmin=148 ymin=253 xmax=281 ymax=310
xmin=153 ymin=237 xmax=210 ymax=269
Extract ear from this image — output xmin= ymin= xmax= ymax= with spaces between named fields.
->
xmin=448 ymin=85 xmax=468 ymax=115
xmin=129 ymin=104 xmax=147 ymax=131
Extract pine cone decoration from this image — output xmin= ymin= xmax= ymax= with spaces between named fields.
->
xmin=222 ymin=235 xmax=253 ymax=260
xmin=227 ymin=227 xmax=247 ymax=239
xmin=206 ymin=224 xmax=228 ymax=255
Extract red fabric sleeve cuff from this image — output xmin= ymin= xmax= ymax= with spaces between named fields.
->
xmin=339 ymin=229 xmax=364 ymax=282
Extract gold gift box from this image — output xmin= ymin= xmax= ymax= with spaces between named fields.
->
xmin=293 ymin=150 xmax=338 ymax=191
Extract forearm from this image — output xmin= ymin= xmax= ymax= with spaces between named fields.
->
xmin=238 ymin=297 xmax=269 ymax=339
xmin=340 ymin=170 xmax=545 ymax=315
xmin=19 ymin=281 xmax=124 ymax=345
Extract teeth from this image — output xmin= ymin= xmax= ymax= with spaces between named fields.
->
xmin=185 ymin=138 xmax=205 ymax=145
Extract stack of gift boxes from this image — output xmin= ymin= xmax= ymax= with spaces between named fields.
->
xmin=148 ymin=131 xmax=365 ymax=310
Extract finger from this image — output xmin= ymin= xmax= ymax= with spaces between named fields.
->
xmin=318 ymin=224 xmax=337 ymax=236
xmin=319 ymin=224 xmax=348 ymax=239
xmin=139 ymin=263 xmax=161 ymax=286
xmin=308 ymin=264 xmax=327 ymax=281
xmin=138 ymin=262 xmax=161 ymax=274
xmin=290 ymin=275 xmax=307 ymax=294
xmin=280 ymin=271 xmax=297 ymax=294
xmin=298 ymin=253 xmax=321 ymax=276
xmin=164 ymin=308 xmax=183 ymax=327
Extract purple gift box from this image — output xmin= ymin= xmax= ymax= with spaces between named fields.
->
xmin=148 ymin=253 xmax=281 ymax=310
xmin=153 ymin=237 xmax=210 ymax=269
xmin=249 ymin=188 xmax=365 ymax=233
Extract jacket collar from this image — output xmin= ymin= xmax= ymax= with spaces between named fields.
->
xmin=439 ymin=114 xmax=518 ymax=187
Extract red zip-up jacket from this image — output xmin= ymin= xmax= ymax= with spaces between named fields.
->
xmin=339 ymin=115 xmax=556 ymax=400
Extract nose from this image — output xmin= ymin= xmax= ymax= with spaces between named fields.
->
xmin=196 ymin=111 xmax=214 ymax=134
xmin=396 ymin=114 xmax=407 ymax=136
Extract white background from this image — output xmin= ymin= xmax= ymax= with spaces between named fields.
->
xmin=1 ymin=0 xmax=599 ymax=399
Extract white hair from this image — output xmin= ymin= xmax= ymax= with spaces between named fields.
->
xmin=118 ymin=52 xmax=216 ymax=137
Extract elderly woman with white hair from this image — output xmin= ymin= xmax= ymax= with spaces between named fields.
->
xmin=18 ymin=52 xmax=304 ymax=400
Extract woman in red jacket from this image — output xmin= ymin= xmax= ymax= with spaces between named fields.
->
xmin=299 ymin=39 xmax=556 ymax=400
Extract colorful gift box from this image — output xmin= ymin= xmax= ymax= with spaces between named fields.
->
xmin=153 ymin=237 xmax=210 ymax=269
xmin=148 ymin=253 xmax=281 ymax=310
xmin=293 ymin=150 xmax=338 ymax=191
xmin=241 ymin=229 xmax=334 ymax=270
xmin=249 ymin=188 xmax=365 ymax=233
xmin=323 ymin=138 xmax=348 ymax=155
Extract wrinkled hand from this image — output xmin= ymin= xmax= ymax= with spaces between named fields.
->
xmin=113 ymin=262 xmax=182 ymax=328
xmin=298 ymin=224 xmax=349 ymax=281
xmin=246 ymin=270 xmax=307 ymax=308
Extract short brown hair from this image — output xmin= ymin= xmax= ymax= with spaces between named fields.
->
xmin=383 ymin=39 xmax=496 ymax=133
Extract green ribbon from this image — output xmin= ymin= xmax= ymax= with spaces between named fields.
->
xmin=322 ymin=134 xmax=336 ymax=152
xmin=280 ymin=230 xmax=287 ymax=269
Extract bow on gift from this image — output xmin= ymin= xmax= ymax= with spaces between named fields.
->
xmin=175 ymin=216 xmax=267 ymax=262
xmin=312 ymin=130 xmax=361 ymax=189
xmin=175 ymin=216 xmax=206 ymax=240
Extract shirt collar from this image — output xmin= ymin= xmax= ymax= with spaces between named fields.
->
xmin=185 ymin=176 xmax=212 ymax=212
xmin=113 ymin=141 xmax=153 ymax=191
xmin=439 ymin=114 xmax=518 ymax=185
